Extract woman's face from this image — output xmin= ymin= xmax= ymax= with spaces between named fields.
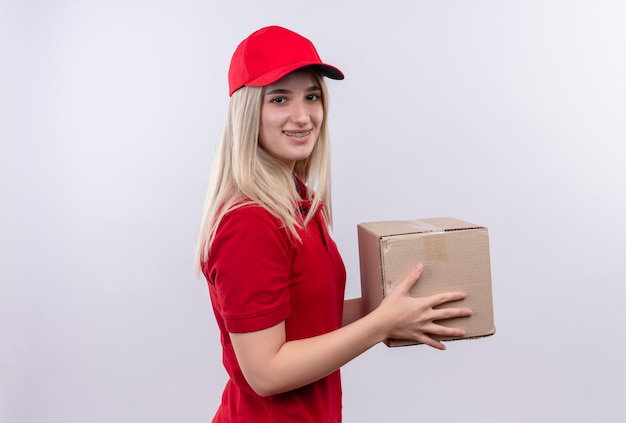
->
xmin=259 ymin=70 xmax=323 ymax=169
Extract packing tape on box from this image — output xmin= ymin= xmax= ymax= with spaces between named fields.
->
xmin=405 ymin=220 xmax=449 ymax=262
xmin=405 ymin=219 xmax=445 ymax=233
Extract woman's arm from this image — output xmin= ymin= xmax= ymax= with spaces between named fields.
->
xmin=230 ymin=263 xmax=472 ymax=397
xmin=342 ymin=297 xmax=365 ymax=326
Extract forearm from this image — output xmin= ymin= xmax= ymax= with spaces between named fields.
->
xmin=342 ymin=297 xmax=365 ymax=326
xmin=232 ymin=308 xmax=388 ymax=397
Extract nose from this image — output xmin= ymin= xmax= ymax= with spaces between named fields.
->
xmin=290 ymin=99 xmax=311 ymax=125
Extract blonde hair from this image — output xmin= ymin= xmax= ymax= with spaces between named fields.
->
xmin=195 ymin=70 xmax=333 ymax=272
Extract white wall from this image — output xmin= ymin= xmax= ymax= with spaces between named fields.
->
xmin=2 ymin=1 xmax=625 ymax=422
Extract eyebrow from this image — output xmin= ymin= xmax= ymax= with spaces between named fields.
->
xmin=265 ymin=85 xmax=322 ymax=96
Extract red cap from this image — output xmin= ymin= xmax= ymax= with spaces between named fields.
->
xmin=228 ymin=26 xmax=344 ymax=96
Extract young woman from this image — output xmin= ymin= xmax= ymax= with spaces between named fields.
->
xmin=196 ymin=25 xmax=472 ymax=423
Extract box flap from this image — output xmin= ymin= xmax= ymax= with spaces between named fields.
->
xmin=358 ymin=217 xmax=484 ymax=238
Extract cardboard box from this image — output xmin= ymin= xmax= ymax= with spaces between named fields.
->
xmin=358 ymin=217 xmax=495 ymax=347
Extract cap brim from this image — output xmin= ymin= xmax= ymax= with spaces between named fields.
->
xmin=311 ymin=64 xmax=345 ymax=81
xmin=246 ymin=62 xmax=344 ymax=88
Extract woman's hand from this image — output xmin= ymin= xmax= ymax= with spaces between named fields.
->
xmin=373 ymin=263 xmax=473 ymax=350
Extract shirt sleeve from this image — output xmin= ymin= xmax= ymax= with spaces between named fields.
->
xmin=207 ymin=207 xmax=292 ymax=333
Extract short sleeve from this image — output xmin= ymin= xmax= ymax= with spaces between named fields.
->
xmin=206 ymin=207 xmax=292 ymax=333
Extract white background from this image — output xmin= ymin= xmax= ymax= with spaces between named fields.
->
xmin=2 ymin=1 xmax=625 ymax=422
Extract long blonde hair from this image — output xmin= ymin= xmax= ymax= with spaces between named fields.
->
xmin=195 ymin=70 xmax=333 ymax=271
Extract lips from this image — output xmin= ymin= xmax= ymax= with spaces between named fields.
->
xmin=283 ymin=130 xmax=311 ymax=138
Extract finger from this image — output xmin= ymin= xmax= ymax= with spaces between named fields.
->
xmin=415 ymin=334 xmax=446 ymax=350
xmin=431 ymin=291 xmax=467 ymax=307
xmin=422 ymin=322 xmax=467 ymax=338
xmin=392 ymin=263 xmax=424 ymax=295
xmin=430 ymin=306 xmax=473 ymax=322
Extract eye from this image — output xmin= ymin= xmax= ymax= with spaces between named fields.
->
xmin=306 ymin=93 xmax=321 ymax=101
xmin=270 ymin=96 xmax=287 ymax=104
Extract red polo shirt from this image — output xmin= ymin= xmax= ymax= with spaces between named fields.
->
xmin=203 ymin=199 xmax=346 ymax=422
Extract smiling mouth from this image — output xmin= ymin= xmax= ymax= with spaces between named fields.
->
xmin=283 ymin=130 xmax=311 ymax=138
